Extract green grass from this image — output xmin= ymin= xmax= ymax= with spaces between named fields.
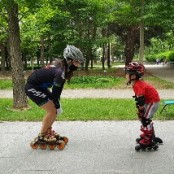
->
xmin=0 ymin=79 xmax=13 ymax=89
xmin=0 ymin=98 xmax=174 ymax=121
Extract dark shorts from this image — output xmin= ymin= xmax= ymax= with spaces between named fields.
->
xmin=25 ymin=83 xmax=49 ymax=106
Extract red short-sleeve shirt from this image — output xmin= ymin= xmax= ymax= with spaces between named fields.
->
xmin=133 ymin=80 xmax=160 ymax=104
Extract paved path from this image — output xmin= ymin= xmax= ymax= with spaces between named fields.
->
xmin=1 ymin=89 xmax=174 ymax=99
xmin=145 ymin=64 xmax=174 ymax=83
xmin=1 ymin=121 xmax=174 ymax=174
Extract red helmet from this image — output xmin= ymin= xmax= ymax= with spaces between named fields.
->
xmin=124 ymin=62 xmax=145 ymax=78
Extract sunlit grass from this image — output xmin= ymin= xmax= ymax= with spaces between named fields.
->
xmin=0 ymin=98 xmax=173 ymax=121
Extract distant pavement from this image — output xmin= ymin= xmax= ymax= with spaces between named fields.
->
xmin=117 ymin=63 xmax=174 ymax=83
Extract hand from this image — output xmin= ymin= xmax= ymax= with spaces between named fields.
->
xmin=56 ymin=102 xmax=63 ymax=115
xmin=56 ymin=107 xmax=63 ymax=115
xmin=137 ymin=106 xmax=144 ymax=118
xmin=137 ymin=111 xmax=143 ymax=118
xmin=139 ymin=106 xmax=144 ymax=111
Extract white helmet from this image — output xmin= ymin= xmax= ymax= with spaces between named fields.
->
xmin=63 ymin=45 xmax=85 ymax=63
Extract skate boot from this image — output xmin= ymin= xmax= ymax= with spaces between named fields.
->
xmin=47 ymin=127 xmax=68 ymax=145
xmin=136 ymin=124 xmax=163 ymax=145
xmin=135 ymin=128 xmax=158 ymax=151
xmin=30 ymin=132 xmax=65 ymax=150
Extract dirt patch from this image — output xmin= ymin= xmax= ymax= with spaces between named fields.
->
xmin=0 ymin=67 xmax=154 ymax=79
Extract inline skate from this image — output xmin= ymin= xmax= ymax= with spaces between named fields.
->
xmin=30 ymin=133 xmax=65 ymax=150
xmin=136 ymin=125 xmax=163 ymax=145
xmin=135 ymin=138 xmax=158 ymax=151
xmin=46 ymin=127 xmax=68 ymax=145
xmin=135 ymin=127 xmax=158 ymax=151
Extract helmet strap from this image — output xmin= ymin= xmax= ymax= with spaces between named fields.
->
xmin=127 ymin=74 xmax=138 ymax=85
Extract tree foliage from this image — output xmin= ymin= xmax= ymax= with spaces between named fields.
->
xmin=1 ymin=0 xmax=174 ymax=108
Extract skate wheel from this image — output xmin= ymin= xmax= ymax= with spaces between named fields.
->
xmin=153 ymin=145 xmax=158 ymax=150
xmin=57 ymin=141 xmax=65 ymax=150
xmin=49 ymin=145 xmax=56 ymax=150
xmin=39 ymin=144 xmax=47 ymax=150
xmin=147 ymin=147 xmax=152 ymax=151
xmin=30 ymin=141 xmax=38 ymax=149
xmin=136 ymin=138 xmax=141 ymax=143
xmin=135 ymin=145 xmax=141 ymax=151
xmin=62 ymin=136 xmax=68 ymax=145
xmin=141 ymin=147 xmax=146 ymax=151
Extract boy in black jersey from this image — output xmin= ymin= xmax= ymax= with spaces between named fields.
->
xmin=25 ymin=45 xmax=85 ymax=149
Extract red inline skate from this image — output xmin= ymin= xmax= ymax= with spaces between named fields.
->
xmin=135 ymin=127 xmax=158 ymax=151
xmin=136 ymin=124 xmax=163 ymax=145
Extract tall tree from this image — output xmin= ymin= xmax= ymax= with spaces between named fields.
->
xmin=5 ymin=0 xmax=27 ymax=109
xmin=139 ymin=0 xmax=144 ymax=64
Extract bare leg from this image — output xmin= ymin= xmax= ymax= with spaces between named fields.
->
xmin=40 ymin=100 xmax=57 ymax=133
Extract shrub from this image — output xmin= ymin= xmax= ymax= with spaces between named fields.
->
xmin=167 ymin=51 xmax=174 ymax=61
xmin=146 ymin=50 xmax=174 ymax=62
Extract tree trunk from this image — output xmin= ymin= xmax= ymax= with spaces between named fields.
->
xmin=6 ymin=41 xmax=11 ymax=70
xmin=139 ymin=22 xmax=144 ymax=64
xmin=139 ymin=0 xmax=144 ymax=64
xmin=102 ymin=44 xmax=105 ymax=70
xmin=47 ymin=35 xmax=53 ymax=64
xmin=40 ymin=36 xmax=45 ymax=67
xmin=7 ymin=0 xmax=28 ymax=109
xmin=124 ymin=26 xmax=137 ymax=65
xmin=0 ymin=43 xmax=6 ymax=72
xmin=85 ymin=49 xmax=91 ymax=71
xmin=107 ymin=42 xmax=111 ymax=68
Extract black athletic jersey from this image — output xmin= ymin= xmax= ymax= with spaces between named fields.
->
xmin=26 ymin=66 xmax=65 ymax=107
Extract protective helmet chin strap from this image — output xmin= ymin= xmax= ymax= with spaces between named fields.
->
xmin=127 ymin=74 xmax=138 ymax=85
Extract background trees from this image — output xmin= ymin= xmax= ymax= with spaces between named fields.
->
xmin=0 ymin=0 xmax=174 ymax=108
xmin=1 ymin=0 xmax=174 ymax=70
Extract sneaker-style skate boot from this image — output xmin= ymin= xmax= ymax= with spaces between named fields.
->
xmin=135 ymin=128 xmax=158 ymax=151
xmin=47 ymin=127 xmax=68 ymax=145
xmin=30 ymin=132 xmax=65 ymax=150
xmin=136 ymin=124 xmax=163 ymax=145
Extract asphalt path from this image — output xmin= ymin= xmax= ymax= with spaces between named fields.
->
xmin=0 ymin=88 xmax=174 ymax=99
xmin=1 ymin=121 xmax=174 ymax=174
xmin=0 ymin=64 xmax=174 ymax=174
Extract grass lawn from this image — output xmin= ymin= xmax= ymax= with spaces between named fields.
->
xmin=0 ymin=98 xmax=174 ymax=121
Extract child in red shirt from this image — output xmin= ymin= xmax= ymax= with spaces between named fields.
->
xmin=125 ymin=62 xmax=163 ymax=151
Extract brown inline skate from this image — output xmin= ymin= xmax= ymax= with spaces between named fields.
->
xmin=46 ymin=127 xmax=69 ymax=145
xmin=30 ymin=133 xmax=65 ymax=150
